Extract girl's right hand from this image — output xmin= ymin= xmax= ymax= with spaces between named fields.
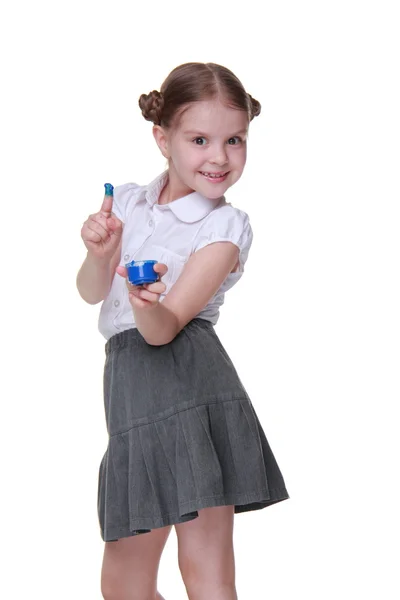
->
xmin=81 ymin=192 xmax=123 ymax=260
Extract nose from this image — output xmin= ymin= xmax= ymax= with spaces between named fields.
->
xmin=209 ymin=143 xmax=228 ymax=166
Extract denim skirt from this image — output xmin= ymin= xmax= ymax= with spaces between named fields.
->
xmin=98 ymin=317 xmax=289 ymax=541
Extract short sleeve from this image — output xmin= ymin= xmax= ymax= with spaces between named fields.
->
xmin=111 ymin=183 xmax=140 ymax=223
xmin=192 ymin=206 xmax=253 ymax=274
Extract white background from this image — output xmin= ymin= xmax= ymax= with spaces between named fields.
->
xmin=1 ymin=0 xmax=399 ymax=598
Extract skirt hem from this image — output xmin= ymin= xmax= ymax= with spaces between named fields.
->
xmin=101 ymin=487 xmax=289 ymax=542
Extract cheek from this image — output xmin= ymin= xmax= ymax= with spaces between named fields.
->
xmin=184 ymin=148 xmax=203 ymax=169
xmin=231 ymin=148 xmax=247 ymax=170
xmin=175 ymin=144 xmax=195 ymax=165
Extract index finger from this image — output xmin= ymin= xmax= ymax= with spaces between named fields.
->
xmin=100 ymin=183 xmax=114 ymax=216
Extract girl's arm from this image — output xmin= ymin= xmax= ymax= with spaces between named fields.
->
xmin=77 ymin=188 xmax=124 ymax=304
xmin=76 ymin=238 xmax=122 ymax=304
xmin=132 ymin=241 xmax=239 ymax=345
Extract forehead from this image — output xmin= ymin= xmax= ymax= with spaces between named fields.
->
xmin=176 ymin=99 xmax=249 ymax=135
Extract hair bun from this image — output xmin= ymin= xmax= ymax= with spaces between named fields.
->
xmin=138 ymin=90 xmax=164 ymax=125
xmin=248 ymin=94 xmax=261 ymax=120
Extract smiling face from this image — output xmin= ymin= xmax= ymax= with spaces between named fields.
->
xmin=153 ymin=98 xmax=249 ymax=201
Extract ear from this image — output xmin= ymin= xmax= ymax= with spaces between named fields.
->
xmin=153 ymin=125 xmax=170 ymax=159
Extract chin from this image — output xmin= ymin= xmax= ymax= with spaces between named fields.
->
xmin=204 ymin=188 xmax=228 ymax=200
xmin=196 ymin=174 xmax=237 ymax=199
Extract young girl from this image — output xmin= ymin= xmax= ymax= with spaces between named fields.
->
xmin=77 ymin=62 xmax=289 ymax=600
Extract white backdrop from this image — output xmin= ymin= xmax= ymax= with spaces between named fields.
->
xmin=1 ymin=1 xmax=399 ymax=598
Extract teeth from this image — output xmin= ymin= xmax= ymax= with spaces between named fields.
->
xmin=202 ymin=172 xmax=224 ymax=178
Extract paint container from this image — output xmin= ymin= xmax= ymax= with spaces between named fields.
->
xmin=126 ymin=260 xmax=159 ymax=286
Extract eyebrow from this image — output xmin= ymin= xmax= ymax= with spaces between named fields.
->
xmin=183 ymin=130 xmax=248 ymax=136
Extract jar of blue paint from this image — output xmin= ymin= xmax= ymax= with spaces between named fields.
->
xmin=126 ymin=260 xmax=159 ymax=286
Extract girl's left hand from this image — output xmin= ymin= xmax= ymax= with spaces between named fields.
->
xmin=116 ymin=263 xmax=168 ymax=310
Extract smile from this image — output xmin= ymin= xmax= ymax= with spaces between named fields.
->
xmin=199 ymin=171 xmax=229 ymax=182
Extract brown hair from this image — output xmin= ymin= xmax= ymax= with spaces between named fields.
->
xmin=138 ymin=62 xmax=261 ymax=128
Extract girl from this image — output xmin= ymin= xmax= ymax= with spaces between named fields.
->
xmin=77 ymin=62 xmax=289 ymax=600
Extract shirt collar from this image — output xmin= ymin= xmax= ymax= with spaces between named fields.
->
xmin=144 ymin=171 xmax=221 ymax=223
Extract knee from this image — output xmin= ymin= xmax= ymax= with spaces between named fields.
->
xmin=179 ymin=552 xmax=236 ymax=595
xmin=179 ymin=558 xmax=233 ymax=587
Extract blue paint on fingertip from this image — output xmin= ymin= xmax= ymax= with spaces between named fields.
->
xmin=104 ymin=183 xmax=114 ymax=196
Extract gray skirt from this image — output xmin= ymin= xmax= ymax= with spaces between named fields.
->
xmin=98 ymin=318 xmax=289 ymax=541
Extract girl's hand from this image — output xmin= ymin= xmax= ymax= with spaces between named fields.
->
xmin=116 ymin=263 xmax=168 ymax=310
xmin=81 ymin=192 xmax=123 ymax=260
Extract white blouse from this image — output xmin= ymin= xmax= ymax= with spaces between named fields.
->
xmin=98 ymin=171 xmax=253 ymax=340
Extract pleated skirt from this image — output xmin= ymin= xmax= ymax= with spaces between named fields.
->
xmin=98 ymin=317 xmax=289 ymax=541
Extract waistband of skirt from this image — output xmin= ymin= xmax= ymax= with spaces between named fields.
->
xmin=105 ymin=317 xmax=214 ymax=354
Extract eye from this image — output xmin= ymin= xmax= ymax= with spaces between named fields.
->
xmin=227 ymin=136 xmax=242 ymax=145
xmin=193 ymin=137 xmax=207 ymax=145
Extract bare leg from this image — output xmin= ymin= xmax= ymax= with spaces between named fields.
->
xmin=101 ymin=526 xmax=172 ymax=599
xmin=175 ymin=506 xmax=237 ymax=600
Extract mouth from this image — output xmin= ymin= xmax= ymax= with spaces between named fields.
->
xmin=199 ymin=171 xmax=229 ymax=183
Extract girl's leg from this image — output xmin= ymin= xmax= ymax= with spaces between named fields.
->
xmin=101 ymin=525 xmax=172 ymax=600
xmin=175 ymin=506 xmax=237 ymax=600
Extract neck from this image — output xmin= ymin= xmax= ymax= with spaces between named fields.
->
xmin=158 ymin=169 xmax=194 ymax=205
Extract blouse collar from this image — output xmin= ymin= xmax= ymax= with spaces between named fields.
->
xmin=143 ymin=171 xmax=222 ymax=223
